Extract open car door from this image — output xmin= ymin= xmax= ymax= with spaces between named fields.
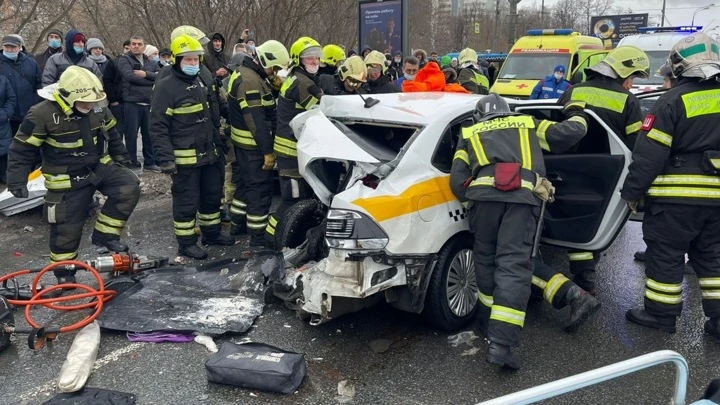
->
xmin=570 ymin=51 xmax=610 ymax=84
xmin=513 ymin=101 xmax=632 ymax=252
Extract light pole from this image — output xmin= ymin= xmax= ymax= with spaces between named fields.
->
xmin=692 ymin=4 xmax=715 ymax=26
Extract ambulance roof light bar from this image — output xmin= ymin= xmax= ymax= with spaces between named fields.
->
xmin=638 ymin=26 xmax=702 ymax=33
xmin=527 ymin=29 xmax=575 ymax=36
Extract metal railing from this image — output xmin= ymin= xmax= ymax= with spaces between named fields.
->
xmin=478 ymin=350 xmax=689 ymax=405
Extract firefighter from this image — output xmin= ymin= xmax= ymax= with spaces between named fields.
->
xmin=318 ymin=44 xmax=346 ymax=76
xmin=150 ymin=34 xmax=233 ymax=260
xmin=457 ymin=48 xmax=489 ymax=95
xmin=621 ymin=33 xmax=720 ymax=339
xmin=364 ymin=50 xmax=399 ymax=94
xmin=450 ymin=93 xmax=589 ymax=369
xmin=7 ymin=66 xmax=139 ymax=283
xmin=558 ymin=45 xmax=650 ymax=293
xmin=265 ymin=37 xmax=324 ymax=245
xmin=227 ymin=40 xmax=290 ymax=247
xmin=319 ymin=55 xmax=367 ymax=95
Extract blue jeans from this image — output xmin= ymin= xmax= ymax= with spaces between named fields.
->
xmin=123 ymin=102 xmax=155 ymax=166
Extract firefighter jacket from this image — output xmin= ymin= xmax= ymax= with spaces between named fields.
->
xmin=450 ymin=113 xmax=588 ymax=206
xmin=156 ymin=63 xmax=226 ymax=125
xmin=559 ymin=75 xmax=642 ymax=150
xmin=457 ymin=66 xmax=489 ymax=95
xmin=227 ymin=58 xmax=276 ymax=155
xmin=150 ymin=67 xmax=221 ymax=168
xmin=7 ymin=100 xmax=127 ymax=191
xmin=621 ymin=78 xmax=720 ymax=207
xmin=275 ymin=68 xmax=323 ymax=164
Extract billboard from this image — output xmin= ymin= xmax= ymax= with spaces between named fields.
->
xmin=359 ymin=0 xmax=404 ymax=55
xmin=590 ymin=14 xmax=649 ymax=46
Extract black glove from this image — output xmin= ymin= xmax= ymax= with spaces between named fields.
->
xmin=159 ymin=162 xmax=177 ymax=175
xmin=10 ymin=186 xmax=28 ymax=198
xmin=563 ymin=100 xmax=587 ymax=118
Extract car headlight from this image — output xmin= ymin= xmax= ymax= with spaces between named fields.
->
xmin=325 ymin=209 xmax=389 ymax=250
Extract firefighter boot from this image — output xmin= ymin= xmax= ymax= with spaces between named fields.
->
xmin=202 ymin=234 xmax=236 ymax=246
xmin=705 ymin=318 xmax=720 ymax=340
xmin=179 ymin=244 xmax=209 ymax=260
xmin=573 ymin=270 xmax=596 ymax=295
xmin=93 ymin=238 xmax=129 ymax=253
xmin=487 ymin=342 xmax=520 ymax=370
xmin=626 ymin=308 xmax=677 ymax=333
xmin=564 ymin=285 xmax=601 ymax=332
xmin=249 ymin=233 xmax=267 ymax=248
xmin=230 ymin=222 xmax=247 ymax=237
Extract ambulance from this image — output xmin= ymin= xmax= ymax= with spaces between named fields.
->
xmin=490 ymin=29 xmax=609 ymax=99
xmin=617 ymin=26 xmax=702 ymax=93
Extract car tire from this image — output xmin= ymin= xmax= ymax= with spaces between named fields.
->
xmin=423 ymin=234 xmax=479 ymax=331
xmin=274 ymin=199 xmax=326 ymax=251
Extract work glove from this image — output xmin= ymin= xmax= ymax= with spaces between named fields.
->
xmin=563 ymin=101 xmax=589 ymax=120
xmin=262 ymin=153 xmax=276 ymax=171
xmin=10 ymin=185 xmax=29 ymax=199
xmin=159 ymin=162 xmax=177 ymax=175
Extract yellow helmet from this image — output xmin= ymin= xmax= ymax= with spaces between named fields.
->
xmin=290 ymin=37 xmax=322 ymax=67
xmin=598 ymin=46 xmax=650 ymax=79
xmin=170 ymin=34 xmax=204 ymax=64
xmin=256 ymin=40 xmax=291 ymax=70
xmin=53 ymin=66 xmax=106 ymax=116
xmin=364 ymin=50 xmax=387 ymax=74
xmin=459 ymin=48 xmax=477 ymax=65
xmin=170 ymin=25 xmax=209 ymax=45
xmin=338 ymin=56 xmax=367 ymax=83
xmin=321 ymin=44 xmax=346 ymax=67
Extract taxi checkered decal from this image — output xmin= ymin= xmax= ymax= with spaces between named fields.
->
xmin=449 ymin=207 xmax=467 ymax=222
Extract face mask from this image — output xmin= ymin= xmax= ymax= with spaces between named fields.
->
xmin=153 ymin=55 xmax=159 ymax=62
xmin=74 ymin=46 xmax=84 ymax=55
xmin=3 ymin=51 xmax=18 ymax=60
xmin=404 ymin=73 xmax=416 ymax=80
xmin=49 ymin=39 xmax=61 ymax=49
xmin=394 ymin=57 xmax=401 ymax=63
xmin=305 ymin=64 xmax=319 ymax=75
xmin=248 ymin=45 xmax=256 ymax=54
xmin=554 ymin=73 xmax=564 ymax=80
xmin=182 ymin=64 xmax=200 ymax=76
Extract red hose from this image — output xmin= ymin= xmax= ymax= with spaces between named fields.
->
xmin=0 ymin=261 xmax=115 ymax=333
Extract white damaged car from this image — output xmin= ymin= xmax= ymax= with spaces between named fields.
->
xmin=274 ymin=91 xmax=657 ymax=330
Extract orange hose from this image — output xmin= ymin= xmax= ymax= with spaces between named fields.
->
xmin=0 ymin=260 xmax=115 ymax=333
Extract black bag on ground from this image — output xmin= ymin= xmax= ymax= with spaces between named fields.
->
xmin=205 ymin=342 xmax=306 ymax=394
xmin=42 ymin=387 xmax=136 ymax=404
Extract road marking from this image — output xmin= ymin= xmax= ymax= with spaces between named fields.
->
xmin=17 ymin=342 xmax=146 ymax=404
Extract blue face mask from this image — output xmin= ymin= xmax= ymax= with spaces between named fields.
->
xmin=153 ymin=55 xmax=159 ymax=62
xmin=49 ymin=39 xmax=61 ymax=49
xmin=182 ymin=64 xmax=200 ymax=76
xmin=73 ymin=46 xmax=84 ymax=55
xmin=3 ymin=51 xmax=18 ymax=60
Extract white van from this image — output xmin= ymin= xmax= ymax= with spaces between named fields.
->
xmin=618 ymin=26 xmax=702 ymax=92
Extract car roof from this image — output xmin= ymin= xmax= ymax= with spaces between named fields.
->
xmin=618 ymin=32 xmax=692 ymax=50
xmin=318 ymin=93 xmax=482 ymax=125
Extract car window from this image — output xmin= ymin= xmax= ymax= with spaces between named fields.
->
xmin=517 ymin=108 xmax=611 ymax=154
xmin=432 ymin=117 xmax=472 ymax=173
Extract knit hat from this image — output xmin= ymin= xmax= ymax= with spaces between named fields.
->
xmin=159 ymin=48 xmax=171 ymax=57
xmin=1 ymin=35 xmax=21 ymax=47
xmin=554 ymin=65 xmax=566 ymax=74
xmin=144 ymin=45 xmax=158 ymax=58
xmin=72 ymin=32 xmax=86 ymax=44
xmin=10 ymin=34 xmax=24 ymax=46
xmin=86 ymin=38 xmax=104 ymax=51
xmin=47 ymin=29 xmax=63 ymax=40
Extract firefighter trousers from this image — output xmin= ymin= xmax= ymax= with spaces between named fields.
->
xmin=265 ymin=174 xmax=313 ymax=244
xmin=45 ymin=163 xmax=140 ymax=275
xmin=642 ymin=203 xmax=720 ymax=319
xmin=470 ymin=200 xmax=537 ymax=347
xmin=532 ymin=259 xmax=574 ymax=309
xmin=171 ymin=160 xmax=224 ymax=248
xmin=230 ymin=147 xmax=274 ymax=236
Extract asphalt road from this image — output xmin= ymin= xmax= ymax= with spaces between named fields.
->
xmin=1 ymin=173 xmax=719 ymax=405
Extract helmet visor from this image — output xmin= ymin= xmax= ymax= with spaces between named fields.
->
xmin=300 ymin=46 xmax=323 ymax=59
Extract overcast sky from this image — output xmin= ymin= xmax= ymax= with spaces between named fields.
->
xmin=522 ymin=0 xmax=719 ymax=33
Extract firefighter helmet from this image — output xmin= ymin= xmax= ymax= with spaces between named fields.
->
xmin=170 ymin=25 xmax=209 ymax=45
xmin=290 ymin=37 xmax=322 ymax=67
xmin=459 ymin=48 xmax=477 ymax=65
xmin=321 ymin=44 xmax=346 ymax=67
xmin=53 ymin=66 xmax=107 ymax=116
xmin=170 ymin=34 xmax=204 ymax=64
xmin=338 ymin=55 xmax=367 ymax=84
xmin=364 ymin=50 xmax=387 ymax=74
xmin=668 ymin=32 xmax=720 ymax=79
xmin=256 ymin=40 xmax=290 ymax=70
xmin=474 ymin=93 xmax=512 ymax=122
xmin=597 ymin=46 xmax=650 ymax=79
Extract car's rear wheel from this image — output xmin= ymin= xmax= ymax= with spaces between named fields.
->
xmin=274 ymin=199 xmax=326 ymax=251
xmin=424 ymin=235 xmax=479 ymax=330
